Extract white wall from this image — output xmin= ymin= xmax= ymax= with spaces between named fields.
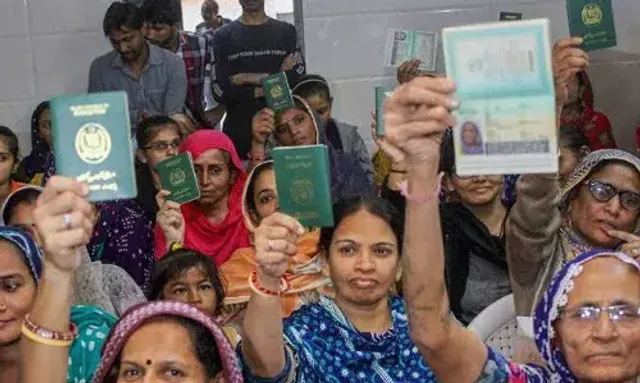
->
xmin=3 ymin=0 xmax=639 ymax=157
xmin=0 ymin=0 xmax=113 ymax=156
xmin=301 ymin=0 xmax=640 ymax=154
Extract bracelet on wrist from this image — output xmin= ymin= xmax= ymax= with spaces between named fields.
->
xmin=399 ymin=172 xmax=444 ymax=203
xmin=247 ymin=151 xmax=266 ymax=162
xmin=249 ymin=270 xmax=290 ymax=297
xmin=21 ymin=314 xmax=78 ymax=347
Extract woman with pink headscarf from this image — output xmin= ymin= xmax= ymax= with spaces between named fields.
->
xmin=154 ymin=130 xmax=250 ymax=266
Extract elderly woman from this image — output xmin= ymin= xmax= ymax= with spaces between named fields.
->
xmin=155 ymin=130 xmax=250 ymax=266
xmin=508 ymin=143 xmax=637 ymax=313
xmin=249 ymin=96 xmax=375 ymax=202
xmin=500 ymin=38 xmax=639 ymax=315
xmin=510 ymin=149 xmax=640 ymax=314
xmin=383 ymin=55 xmax=640 ymax=383
xmin=239 ymin=195 xmax=437 ymax=382
xmin=18 ymin=176 xmax=243 ymax=383
xmin=219 ymin=160 xmax=330 ymax=328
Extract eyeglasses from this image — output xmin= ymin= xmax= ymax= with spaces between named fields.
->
xmin=275 ymin=114 xmax=309 ymax=135
xmin=560 ymin=304 xmax=640 ymax=328
xmin=143 ymin=139 xmax=182 ymax=152
xmin=585 ymin=180 xmax=640 ymax=211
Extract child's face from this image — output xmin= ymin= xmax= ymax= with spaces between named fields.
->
xmin=305 ymin=94 xmax=332 ymax=122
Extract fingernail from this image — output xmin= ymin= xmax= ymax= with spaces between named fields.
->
xmin=81 ymin=184 xmax=90 ymax=196
xmin=297 ymin=226 xmax=304 ymax=235
xmin=449 ymin=98 xmax=460 ymax=109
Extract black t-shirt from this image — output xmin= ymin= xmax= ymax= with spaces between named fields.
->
xmin=212 ymin=18 xmax=305 ymax=158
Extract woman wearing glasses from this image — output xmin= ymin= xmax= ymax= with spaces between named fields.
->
xmin=248 ymin=96 xmax=374 ymax=202
xmin=384 ymin=53 xmax=640 ymax=383
xmin=509 ymin=149 xmax=640 ymax=314
xmin=505 ymin=38 xmax=640 ymax=316
xmin=135 ymin=115 xmax=184 ymax=224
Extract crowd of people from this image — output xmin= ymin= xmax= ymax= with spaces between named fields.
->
xmin=0 ymin=0 xmax=639 ymax=382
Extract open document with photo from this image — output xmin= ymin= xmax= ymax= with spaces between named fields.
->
xmin=384 ymin=29 xmax=438 ymax=72
xmin=442 ymin=18 xmax=557 ymax=176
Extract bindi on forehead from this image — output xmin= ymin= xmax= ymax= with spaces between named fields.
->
xmin=146 ymin=359 xmax=152 ymax=366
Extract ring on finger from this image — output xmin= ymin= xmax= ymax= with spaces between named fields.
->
xmin=63 ymin=214 xmax=72 ymax=230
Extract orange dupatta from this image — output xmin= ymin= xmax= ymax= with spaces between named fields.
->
xmin=219 ymin=230 xmax=331 ymax=323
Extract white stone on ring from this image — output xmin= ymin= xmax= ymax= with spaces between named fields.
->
xmin=63 ymin=214 xmax=72 ymax=230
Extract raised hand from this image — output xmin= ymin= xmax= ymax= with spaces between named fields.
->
xmin=552 ymin=37 xmax=589 ymax=107
xmin=608 ymin=229 xmax=640 ymax=262
xmin=253 ymin=213 xmax=303 ymax=289
xmin=252 ymin=108 xmax=276 ymax=144
xmin=383 ymin=76 xmax=458 ymax=166
xmin=281 ymin=53 xmax=298 ymax=72
xmin=156 ymin=190 xmax=185 ymax=246
xmin=33 ymin=176 xmax=94 ymax=273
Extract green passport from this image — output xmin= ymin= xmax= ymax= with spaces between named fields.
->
xmin=499 ymin=12 xmax=523 ymax=21
xmin=156 ymin=152 xmax=201 ymax=205
xmin=375 ymin=87 xmax=394 ymax=137
xmin=262 ymin=72 xmax=295 ymax=113
xmin=567 ymin=0 xmax=616 ymax=51
xmin=272 ymin=145 xmax=334 ymax=228
xmin=50 ymin=91 xmax=136 ymax=202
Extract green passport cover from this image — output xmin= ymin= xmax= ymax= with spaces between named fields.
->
xmin=50 ymin=91 xmax=136 ymax=202
xmin=262 ymin=72 xmax=295 ymax=113
xmin=499 ymin=12 xmax=523 ymax=21
xmin=567 ymin=0 xmax=616 ymax=51
xmin=375 ymin=87 xmax=394 ymax=137
xmin=156 ymin=152 xmax=201 ymax=205
xmin=273 ymin=145 xmax=334 ymax=227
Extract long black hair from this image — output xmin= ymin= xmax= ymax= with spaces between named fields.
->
xmin=292 ymin=74 xmax=333 ymax=103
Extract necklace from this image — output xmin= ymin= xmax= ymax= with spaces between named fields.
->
xmin=561 ymin=227 xmax=591 ymax=263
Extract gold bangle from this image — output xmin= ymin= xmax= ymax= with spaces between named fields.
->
xmin=170 ymin=242 xmax=183 ymax=251
xmin=21 ymin=323 xmax=73 ymax=347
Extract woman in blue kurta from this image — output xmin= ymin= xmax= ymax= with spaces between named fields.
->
xmin=238 ymin=195 xmax=437 ymax=383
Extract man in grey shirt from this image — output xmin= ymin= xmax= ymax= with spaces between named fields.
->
xmin=89 ymin=2 xmax=187 ymax=135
